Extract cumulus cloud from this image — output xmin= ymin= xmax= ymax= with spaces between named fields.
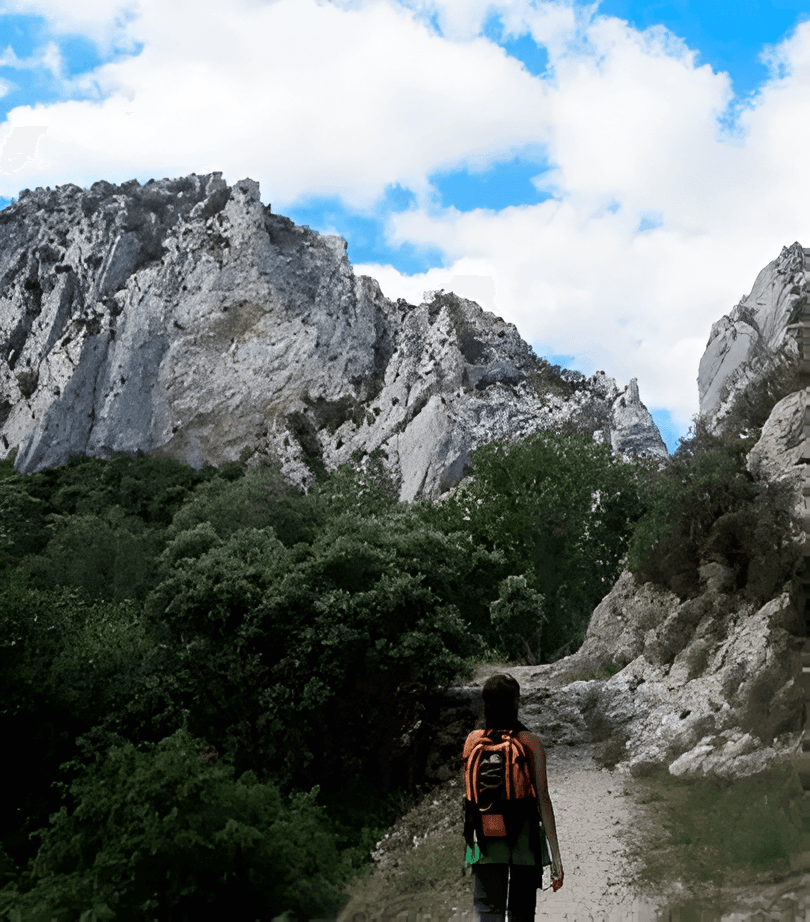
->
xmin=356 ymin=6 xmax=810 ymax=430
xmin=0 ymin=0 xmax=809 ymax=432
xmin=0 ymin=0 xmax=139 ymax=52
xmin=0 ymin=0 xmax=550 ymax=207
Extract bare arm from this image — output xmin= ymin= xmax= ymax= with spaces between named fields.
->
xmin=520 ymin=732 xmax=563 ymax=878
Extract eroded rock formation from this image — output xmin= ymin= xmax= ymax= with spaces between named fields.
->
xmin=698 ymin=242 xmax=808 ymax=429
xmin=428 ymin=245 xmax=810 ymax=785
xmin=0 ymin=173 xmax=666 ymax=501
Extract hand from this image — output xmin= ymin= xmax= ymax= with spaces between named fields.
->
xmin=551 ymin=860 xmax=563 ymax=892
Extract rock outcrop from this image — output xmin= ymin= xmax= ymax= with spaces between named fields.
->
xmin=426 ymin=560 xmax=804 ymax=785
xmin=424 ymin=244 xmax=810 ymax=786
xmin=542 ymin=569 xmax=804 ymax=780
xmin=0 ymin=173 xmax=667 ymax=500
xmin=698 ymin=242 xmax=808 ymax=429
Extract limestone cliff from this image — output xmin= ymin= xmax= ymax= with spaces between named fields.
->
xmin=0 ymin=173 xmax=666 ymax=500
xmin=470 ymin=244 xmax=810 ymax=784
xmin=698 ymin=242 xmax=808 ymax=429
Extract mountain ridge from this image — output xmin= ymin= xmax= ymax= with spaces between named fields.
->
xmin=0 ymin=172 xmax=667 ymax=499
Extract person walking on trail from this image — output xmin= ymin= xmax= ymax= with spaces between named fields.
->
xmin=462 ymin=673 xmax=563 ymax=922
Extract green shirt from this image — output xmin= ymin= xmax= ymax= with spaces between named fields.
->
xmin=466 ymin=814 xmax=549 ymax=866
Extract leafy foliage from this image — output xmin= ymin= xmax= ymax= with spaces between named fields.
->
xmin=144 ymin=505 xmax=493 ymax=790
xmin=1 ymin=407 xmax=795 ymax=916
xmin=489 ymin=575 xmax=545 ymax=665
xmin=0 ymin=573 xmax=154 ymax=869
xmin=627 ymin=418 xmax=801 ymax=600
xmin=0 ymin=452 xmax=505 ymax=917
xmin=167 ymin=463 xmax=318 ymax=547
xmin=423 ymin=431 xmax=647 ymax=660
xmin=0 ymin=451 xmax=247 ymax=602
xmin=3 ymin=729 xmax=347 ymax=921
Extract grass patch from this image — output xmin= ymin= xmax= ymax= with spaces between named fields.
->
xmin=620 ymin=760 xmax=808 ymax=900
xmin=337 ymin=824 xmax=474 ymax=922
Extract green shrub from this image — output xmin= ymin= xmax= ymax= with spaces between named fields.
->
xmin=424 ymin=431 xmax=646 ymax=661
xmin=627 ymin=424 xmax=800 ymax=600
xmin=0 ymin=486 xmax=49 ymax=571
xmin=0 ymin=573 xmax=157 ymax=870
xmin=18 ymin=452 xmax=232 ymax=527
xmin=17 ymin=511 xmax=165 ymax=602
xmin=145 ymin=503 xmax=491 ymax=791
xmin=1 ymin=728 xmax=348 ymax=921
xmin=0 ymin=452 xmax=17 ymax=481
xmin=167 ymin=463 xmax=317 ymax=547
xmin=489 ymin=575 xmax=545 ymax=664
xmin=1 ymin=452 xmax=252 ymax=597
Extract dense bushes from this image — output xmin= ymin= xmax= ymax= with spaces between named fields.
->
xmin=423 ymin=432 xmax=647 ymax=660
xmin=2 ymin=397 xmax=802 ymax=917
xmin=143 ymin=508 xmax=500 ymax=790
xmin=0 ymin=434 xmax=672 ymax=917
xmin=2 ymin=729 xmax=347 ymax=921
xmin=626 ymin=419 xmax=801 ymax=600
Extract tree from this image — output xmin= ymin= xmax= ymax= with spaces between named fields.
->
xmin=425 ymin=431 xmax=646 ymax=660
xmin=489 ymin=575 xmax=545 ymax=664
xmin=2 ymin=729 xmax=347 ymax=921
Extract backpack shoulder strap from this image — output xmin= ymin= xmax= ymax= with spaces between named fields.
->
xmin=462 ymin=729 xmax=488 ymax=761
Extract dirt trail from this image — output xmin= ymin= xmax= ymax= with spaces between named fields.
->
xmin=339 ymin=655 xmax=810 ymax=922
xmin=339 ymin=737 xmax=810 ymax=922
xmin=534 ymin=744 xmax=664 ymax=921
xmin=338 ymin=740 xmax=669 ymax=922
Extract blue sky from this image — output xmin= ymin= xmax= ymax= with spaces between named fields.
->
xmin=2 ymin=0 xmax=810 ymax=453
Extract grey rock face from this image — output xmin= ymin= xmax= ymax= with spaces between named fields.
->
xmin=433 ymin=569 xmax=804 ymax=783
xmin=570 ymin=576 xmax=803 ymax=780
xmin=0 ymin=173 xmax=667 ymax=499
xmin=698 ymin=242 xmax=806 ymax=428
xmin=746 ymin=389 xmax=805 ymax=482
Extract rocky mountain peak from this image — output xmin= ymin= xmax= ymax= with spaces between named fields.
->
xmin=0 ymin=173 xmax=667 ymax=499
xmin=698 ymin=241 xmax=807 ymax=429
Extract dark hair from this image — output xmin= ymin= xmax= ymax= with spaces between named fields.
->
xmin=478 ymin=673 xmax=528 ymax=731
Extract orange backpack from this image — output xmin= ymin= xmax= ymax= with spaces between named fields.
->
xmin=463 ymin=728 xmax=537 ymax=847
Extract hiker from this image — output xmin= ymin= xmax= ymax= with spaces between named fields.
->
xmin=463 ymin=673 xmax=563 ymax=922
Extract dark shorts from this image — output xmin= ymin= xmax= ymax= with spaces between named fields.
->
xmin=473 ymin=864 xmax=537 ymax=922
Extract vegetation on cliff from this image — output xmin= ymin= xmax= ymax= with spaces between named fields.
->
xmin=627 ymin=414 xmax=800 ymax=603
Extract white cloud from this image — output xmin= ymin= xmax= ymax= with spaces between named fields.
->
xmin=0 ymin=0 xmax=139 ymax=52
xmin=0 ymin=125 xmax=49 ymax=173
xmin=355 ymin=7 xmax=810 ymax=431
xmin=2 ymin=0 xmax=551 ymax=207
xmin=1 ymin=0 xmax=810 ymax=433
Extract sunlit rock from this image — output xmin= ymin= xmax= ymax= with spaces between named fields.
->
xmin=0 ymin=173 xmax=667 ymax=499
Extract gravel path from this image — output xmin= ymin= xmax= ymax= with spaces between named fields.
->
xmin=535 ymin=744 xmax=663 ymax=922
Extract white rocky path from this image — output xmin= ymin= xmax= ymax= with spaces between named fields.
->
xmin=533 ymin=745 xmax=662 ymax=922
